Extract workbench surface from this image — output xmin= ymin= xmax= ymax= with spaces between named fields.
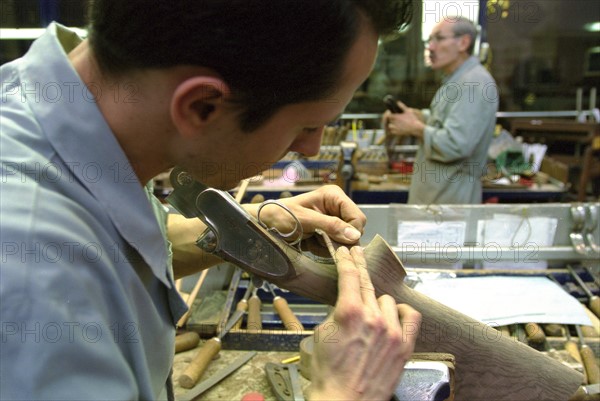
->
xmin=174 ymin=346 xmax=308 ymax=401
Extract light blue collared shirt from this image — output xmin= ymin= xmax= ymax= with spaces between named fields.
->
xmin=409 ymin=56 xmax=499 ymax=204
xmin=1 ymin=23 xmax=187 ymax=400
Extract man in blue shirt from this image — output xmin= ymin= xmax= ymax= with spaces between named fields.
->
xmin=1 ymin=1 xmax=420 ymax=400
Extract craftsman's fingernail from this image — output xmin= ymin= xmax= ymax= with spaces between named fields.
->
xmin=343 ymin=227 xmax=361 ymax=241
xmin=351 ymin=246 xmax=364 ymax=256
xmin=337 ymin=246 xmax=350 ymax=255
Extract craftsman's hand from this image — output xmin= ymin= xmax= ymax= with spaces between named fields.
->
xmin=245 ymin=185 xmax=366 ymax=245
xmin=308 ymin=246 xmax=421 ymax=401
xmin=382 ymin=100 xmax=425 ymax=139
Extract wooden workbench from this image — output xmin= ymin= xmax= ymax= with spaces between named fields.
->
xmin=174 ymin=347 xmax=307 ymax=401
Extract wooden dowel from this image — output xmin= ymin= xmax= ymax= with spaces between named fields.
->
xmin=273 ymin=296 xmax=304 ymax=331
xmin=179 ymin=337 xmax=222 ymax=389
xmin=235 ymin=179 xmax=251 ymax=203
xmin=175 ymin=331 xmax=200 ymax=353
xmin=580 ymin=345 xmax=600 ymax=385
xmin=247 ymin=293 xmax=262 ymax=331
xmin=525 ymin=322 xmax=546 ymax=345
xmin=177 ymin=269 xmax=208 ymax=328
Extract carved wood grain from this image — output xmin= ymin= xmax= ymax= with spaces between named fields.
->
xmin=263 ymin=234 xmax=582 ymax=401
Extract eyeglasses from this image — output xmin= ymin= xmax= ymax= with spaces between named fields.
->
xmin=423 ymin=34 xmax=460 ymax=45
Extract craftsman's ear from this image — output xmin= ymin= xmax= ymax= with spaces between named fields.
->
xmin=170 ymin=76 xmax=230 ymax=137
xmin=457 ymin=34 xmax=471 ymax=53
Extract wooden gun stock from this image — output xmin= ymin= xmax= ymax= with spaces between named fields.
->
xmin=260 ymin=234 xmax=582 ymax=401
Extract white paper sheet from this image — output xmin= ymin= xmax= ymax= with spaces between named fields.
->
xmin=477 ymin=214 xmax=558 ymax=270
xmin=397 ymin=221 xmax=467 ymax=269
xmin=397 ymin=221 xmax=466 ymax=247
xmin=414 ymin=276 xmax=592 ymax=327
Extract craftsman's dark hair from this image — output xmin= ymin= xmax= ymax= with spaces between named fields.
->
xmin=88 ymin=0 xmax=412 ymax=131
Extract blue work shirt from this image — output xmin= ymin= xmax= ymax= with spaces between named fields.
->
xmin=1 ymin=23 xmax=188 ymax=400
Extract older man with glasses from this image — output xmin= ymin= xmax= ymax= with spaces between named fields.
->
xmin=384 ymin=16 xmax=498 ymax=204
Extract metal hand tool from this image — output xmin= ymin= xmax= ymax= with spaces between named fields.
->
xmin=178 ymin=351 xmax=257 ymax=401
xmin=565 ymin=328 xmax=588 ymax=384
xmin=392 ymin=361 xmax=451 ymax=401
xmin=384 ymin=94 xmax=404 ymax=114
xmin=179 ymin=306 xmax=247 ymax=388
xmin=265 ymin=362 xmax=305 ymax=401
xmin=575 ymin=325 xmax=600 ymax=385
xmin=584 ymin=265 xmax=600 ymax=287
xmin=568 ymin=265 xmax=600 ymax=318
xmin=288 ymin=364 xmax=304 ymax=401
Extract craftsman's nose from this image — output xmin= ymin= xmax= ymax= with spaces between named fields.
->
xmin=289 ymin=127 xmax=324 ymax=157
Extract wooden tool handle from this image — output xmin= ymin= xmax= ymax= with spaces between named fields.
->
xmin=175 ymin=331 xmax=200 ymax=353
xmin=498 ymin=325 xmax=511 ymax=338
xmin=581 ymin=345 xmax=600 ymax=385
xmin=525 ymin=322 xmax=546 ymax=344
xmin=273 ymin=296 xmax=304 ymax=331
xmin=179 ymin=337 xmax=222 ymax=389
xmin=565 ymin=339 xmax=587 ymax=384
xmin=247 ymin=295 xmax=262 ymax=331
xmin=583 ymin=306 xmax=600 ymax=337
xmin=177 ymin=269 xmax=209 ymax=328
xmin=589 ymin=296 xmax=600 ymax=320
xmin=233 ymin=299 xmax=248 ymax=331
xmin=543 ymin=324 xmax=564 ymax=337
xmin=250 ymin=194 xmax=265 ymax=204
xmin=566 ymin=340 xmax=584 ymax=364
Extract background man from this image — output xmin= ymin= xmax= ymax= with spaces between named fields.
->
xmin=383 ymin=16 xmax=499 ymax=204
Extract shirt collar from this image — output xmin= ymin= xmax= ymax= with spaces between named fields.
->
xmin=20 ymin=23 xmax=171 ymax=287
xmin=442 ymin=55 xmax=479 ymax=84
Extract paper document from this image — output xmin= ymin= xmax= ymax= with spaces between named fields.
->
xmin=477 ymin=214 xmax=558 ymax=270
xmin=397 ymin=221 xmax=466 ymax=247
xmin=414 ymin=276 xmax=592 ymax=327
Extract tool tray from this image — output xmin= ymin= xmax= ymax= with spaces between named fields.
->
xmin=217 ymin=272 xmax=327 ymax=351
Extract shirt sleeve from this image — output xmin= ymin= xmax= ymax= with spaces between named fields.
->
xmin=0 ymin=190 xmax=141 ymax=400
xmin=1 ymin=266 xmax=141 ymax=400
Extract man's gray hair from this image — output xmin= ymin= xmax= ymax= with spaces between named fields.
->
xmin=449 ymin=16 xmax=478 ymax=55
